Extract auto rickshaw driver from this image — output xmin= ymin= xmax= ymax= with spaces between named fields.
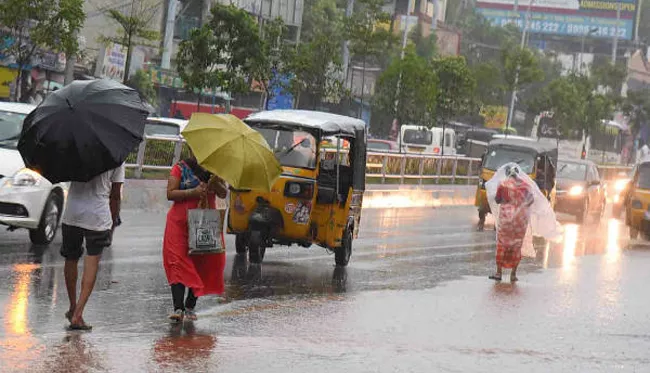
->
xmin=534 ymin=156 xmax=556 ymax=201
xmin=276 ymin=132 xmax=317 ymax=169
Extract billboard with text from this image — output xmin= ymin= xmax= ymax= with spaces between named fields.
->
xmin=476 ymin=0 xmax=638 ymax=40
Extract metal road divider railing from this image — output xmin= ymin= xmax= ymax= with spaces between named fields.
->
xmin=125 ymin=135 xmax=632 ymax=184
xmin=125 ymin=135 xmax=483 ymax=185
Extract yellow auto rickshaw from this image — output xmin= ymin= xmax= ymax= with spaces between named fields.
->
xmin=476 ymin=138 xmax=558 ymax=230
xmin=624 ymin=161 xmax=650 ymax=239
xmin=227 ymin=110 xmax=367 ymax=266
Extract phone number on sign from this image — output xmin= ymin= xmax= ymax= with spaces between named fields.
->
xmin=566 ymin=24 xmax=627 ymax=38
xmin=495 ymin=18 xmax=629 ymax=39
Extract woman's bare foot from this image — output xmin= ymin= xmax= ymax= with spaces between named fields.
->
xmin=69 ymin=315 xmax=92 ymax=331
xmin=510 ymin=275 xmax=519 ymax=283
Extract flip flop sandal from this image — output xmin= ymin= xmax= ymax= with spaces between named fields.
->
xmin=488 ymin=274 xmax=502 ymax=281
xmin=68 ymin=323 xmax=92 ymax=331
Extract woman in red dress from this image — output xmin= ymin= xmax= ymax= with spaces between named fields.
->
xmin=489 ymin=165 xmax=534 ymax=283
xmin=163 ymin=156 xmax=227 ymax=322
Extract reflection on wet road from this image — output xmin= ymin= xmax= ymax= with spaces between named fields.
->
xmin=0 ymin=206 xmax=648 ymax=372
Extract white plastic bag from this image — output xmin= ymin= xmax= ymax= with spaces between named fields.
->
xmin=187 ymin=208 xmax=225 ymax=255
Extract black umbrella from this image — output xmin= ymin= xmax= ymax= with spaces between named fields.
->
xmin=18 ymin=79 xmax=148 ymax=183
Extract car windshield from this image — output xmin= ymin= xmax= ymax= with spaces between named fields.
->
xmin=252 ymin=125 xmax=317 ymax=169
xmin=144 ymin=122 xmax=180 ymax=136
xmin=403 ymin=129 xmax=432 ymax=145
xmin=484 ymin=148 xmax=535 ymax=174
xmin=0 ymin=109 xmax=27 ymax=149
xmin=637 ymin=165 xmax=650 ymax=189
xmin=557 ymin=162 xmax=587 ymax=181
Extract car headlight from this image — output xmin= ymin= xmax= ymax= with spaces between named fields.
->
xmin=9 ymin=169 xmax=42 ymax=187
xmin=569 ymin=185 xmax=584 ymax=196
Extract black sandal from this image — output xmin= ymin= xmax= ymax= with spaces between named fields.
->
xmin=489 ymin=274 xmax=502 ymax=281
xmin=68 ymin=323 xmax=93 ymax=331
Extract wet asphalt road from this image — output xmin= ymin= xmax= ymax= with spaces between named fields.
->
xmin=0 ymin=206 xmax=649 ymax=372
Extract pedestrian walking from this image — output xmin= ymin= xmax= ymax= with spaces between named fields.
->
xmin=489 ymin=165 xmax=534 ymax=283
xmin=62 ymin=164 xmax=125 ymax=330
xmin=163 ymin=155 xmax=228 ymax=322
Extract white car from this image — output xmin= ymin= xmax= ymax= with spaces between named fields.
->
xmin=0 ymin=102 xmax=67 ymax=245
xmin=145 ymin=117 xmax=187 ymax=138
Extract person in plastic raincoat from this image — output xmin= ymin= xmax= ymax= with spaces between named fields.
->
xmin=486 ymin=163 xmax=562 ymax=282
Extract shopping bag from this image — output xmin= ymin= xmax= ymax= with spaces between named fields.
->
xmin=187 ymin=208 xmax=225 ymax=255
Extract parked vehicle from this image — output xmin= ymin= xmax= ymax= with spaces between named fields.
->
xmin=228 ymin=110 xmax=367 ymax=266
xmin=0 ymin=102 xmax=67 ymax=244
xmin=367 ymin=139 xmax=398 ymax=153
xmin=554 ymin=159 xmax=606 ymax=223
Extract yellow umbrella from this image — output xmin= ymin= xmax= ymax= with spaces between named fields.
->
xmin=182 ymin=113 xmax=282 ymax=191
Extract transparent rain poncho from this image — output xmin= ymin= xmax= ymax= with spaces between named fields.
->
xmin=486 ymin=163 xmax=563 ymax=257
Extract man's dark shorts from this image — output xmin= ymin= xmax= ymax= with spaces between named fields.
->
xmin=60 ymin=224 xmax=112 ymax=260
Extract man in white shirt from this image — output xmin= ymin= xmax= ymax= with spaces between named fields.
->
xmin=61 ymin=164 xmax=125 ymax=330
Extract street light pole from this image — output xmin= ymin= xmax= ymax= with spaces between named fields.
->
xmin=579 ymin=28 xmax=598 ymax=74
xmin=506 ymin=0 xmax=534 ymax=132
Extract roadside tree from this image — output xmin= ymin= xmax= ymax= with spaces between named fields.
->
xmin=0 ymin=0 xmax=85 ymax=101
xmin=104 ymin=0 xmax=160 ymax=84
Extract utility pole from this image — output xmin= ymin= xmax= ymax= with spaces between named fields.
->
xmin=394 ymin=0 xmax=415 ymax=152
xmin=506 ymin=0 xmax=534 ymax=132
xmin=611 ymin=1 xmax=621 ymax=64
xmin=342 ymin=0 xmax=355 ymax=88
xmin=161 ymin=0 xmax=178 ymax=70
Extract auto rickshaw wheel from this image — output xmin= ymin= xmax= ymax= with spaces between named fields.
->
xmin=235 ymin=234 xmax=248 ymax=255
xmin=248 ymin=230 xmax=266 ymax=264
xmin=335 ymin=228 xmax=353 ymax=267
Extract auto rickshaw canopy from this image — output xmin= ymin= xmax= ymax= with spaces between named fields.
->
xmin=245 ymin=110 xmax=366 ymax=138
xmin=487 ymin=138 xmax=558 ymax=165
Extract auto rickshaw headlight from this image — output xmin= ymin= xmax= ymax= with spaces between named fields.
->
xmin=632 ymin=200 xmax=643 ymax=209
xmin=284 ymin=182 xmax=314 ymax=199
xmin=478 ymin=178 xmax=486 ymax=189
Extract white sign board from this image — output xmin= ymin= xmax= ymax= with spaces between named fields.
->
xmin=96 ymin=43 xmax=127 ymax=82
